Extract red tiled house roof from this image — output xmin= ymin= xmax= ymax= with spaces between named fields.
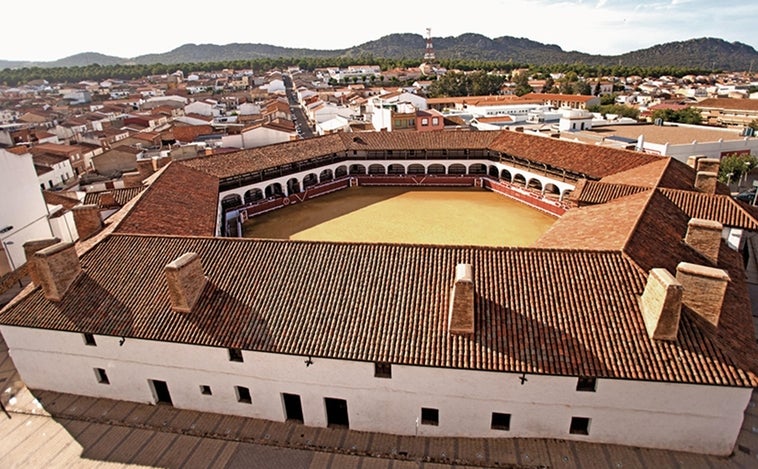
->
xmin=115 ymin=163 xmax=219 ymax=236
xmin=83 ymin=187 xmax=146 ymax=209
xmin=0 ymin=234 xmax=753 ymax=386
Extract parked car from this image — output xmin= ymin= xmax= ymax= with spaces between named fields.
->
xmin=734 ymin=188 xmax=757 ymax=204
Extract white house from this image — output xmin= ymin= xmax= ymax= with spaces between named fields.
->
xmin=220 ymin=121 xmax=296 ymax=149
xmin=184 ymin=100 xmax=218 ymax=117
xmin=0 ymin=149 xmax=55 ymax=275
xmin=33 ymin=153 xmax=74 ymax=190
xmin=316 ymin=115 xmax=351 ymax=135
xmin=238 ymin=103 xmax=262 ymax=116
xmin=259 ymin=78 xmax=285 ymax=94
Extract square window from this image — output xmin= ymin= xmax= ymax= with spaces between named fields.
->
xmin=235 ymin=385 xmax=252 ymax=404
xmin=491 ymin=412 xmax=511 ymax=431
xmin=374 ymin=362 xmax=392 ymax=379
xmin=200 ymin=385 xmax=212 ymax=395
xmin=421 ymin=118 xmax=429 ymax=125
xmin=420 ymin=407 xmax=439 ymax=426
xmin=228 ymin=348 xmax=243 ymax=362
xmin=432 ymin=117 xmax=439 ymax=125
xmin=570 ymin=416 xmax=591 ymax=435
xmin=94 ymin=368 xmax=109 ymax=384
xmin=83 ymin=333 xmax=96 ymax=346
xmin=576 ymin=377 xmax=597 ymax=392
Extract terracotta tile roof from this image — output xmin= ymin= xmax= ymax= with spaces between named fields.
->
xmin=340 ymin=130 xmax=498 ymax=151
xmin=489 ymin=130 xmax=661 ymax=178
xmin=523 ymin=93 xmax=598 ymax=103
xmin=83 ymin=187 xmax=146 ymax=208
xmin=43 ymin=191 xmax=81 ymax=210
xmin=696 ymin=98 xmax=758 ymax=111
xmin=537 ymin=190 xmax=652 ymax=251
xmin=181 ymin=134 xmax=346 ymax=179
xmin=599 ymin=158 xmax=696 ymax=190
xmin=659 ymin=188 xmax=758 ymax=231
xmin=115 ymin=163 xmax=219 ymax=236
xmin=569 ymin=180 xmax=649 ymax=205
xmin=1 ymin=234 xmax=753 ymax=387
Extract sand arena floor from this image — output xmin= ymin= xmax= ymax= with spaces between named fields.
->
xmin=242 ymin=186 xmax=556 ymax=247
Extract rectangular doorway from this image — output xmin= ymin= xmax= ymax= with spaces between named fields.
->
xmin=282 ymin=393 xmax=304 ymax=423
xmin=324 ymin=397 xmax=349 ymax=428
xmin=148 ymin=379 xmax=173 ymax=406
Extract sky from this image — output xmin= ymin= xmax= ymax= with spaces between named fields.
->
xmin=3 ymin=0 xmax=757 ymax=62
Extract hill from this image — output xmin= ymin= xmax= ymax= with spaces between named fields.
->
xmin=1 ymin=35 xmax=756 ymax=71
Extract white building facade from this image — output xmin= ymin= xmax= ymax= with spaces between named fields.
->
xmin=1 ymin=325 xmax=749 ymax=456
xmin=0 ymin=149 xmax=54 ymax=275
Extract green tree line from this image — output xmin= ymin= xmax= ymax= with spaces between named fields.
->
xmin=0 ymin=55 xmax=713 ymax=87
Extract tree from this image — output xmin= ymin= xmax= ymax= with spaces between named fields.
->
xmin=651 ymin=107 xmax=702 ymax=125
xmin=718 ymin=153 xmax=758 ymax=184
xmin=542 ymin=75 xmax=555 ymax=93
xmin=513 ymin=72 xmax=533 ymax=97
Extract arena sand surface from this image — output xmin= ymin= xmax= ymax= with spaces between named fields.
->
xmin=243 ymin=186 xmax=556 ymax=247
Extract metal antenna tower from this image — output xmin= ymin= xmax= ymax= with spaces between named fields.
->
xmin=424 ymin=28 xmax=436 ymax=61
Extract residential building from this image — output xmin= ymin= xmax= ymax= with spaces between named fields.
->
xmin=695 ymin=98 xmax=758 ymax=128
xmin=221 ymin=120 xmax=297 ymax=149
xmin=32 ymin=153 xmax=74 ymax=190
xmin=0 ymin=148 xmax=55 ymax=275
xmin=91 ymin=145 xmax=145 ymax=175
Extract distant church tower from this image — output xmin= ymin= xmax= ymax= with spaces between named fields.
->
xmin=424 ymin=28 xmax=436 ymax=62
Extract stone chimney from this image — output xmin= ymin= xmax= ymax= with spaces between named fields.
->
xmin=98 ymin=191 xmax=117 ymax=208
xmin=22 ymin=238 xmax=61 ymax=287
xmin=34 ymin=242 xmax=81 ymax=302
xmin=448 ymin=263 xmax=474 ymax=335
xmin=72 ymin=204 xmax=103 ymax=240
xmin=675 ymin=262 xmax=729 ymax=327
xmin=639 ymin=268 xmax=682 ymax=341
xmin=696 ymin=158 xmax=720 ymax=174
xmin=136 ymin=159 xmax=155 ymax=180
xmin=686 ymin=155 xmax=706 ymax=169
xmin=694 ymin=171 xmax=718 ymax=193
xmin=684 ymin=218 xmax=723 ymax=264
xmin=164 ymin=252 xmax=207 ymax=313
xmin=122 ymin=171 xmax=143 ymax=188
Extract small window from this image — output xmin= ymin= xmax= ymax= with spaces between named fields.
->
xmin=421 ymin=118 xmax=429 ymax=125
xmin=83 ymin=333 xmax=97 ymax=346
xmin=570 ymin=416 xmax=591 ymax=435
xmin=421 ymin=407 xmax=439 ymax=426
xmin=235 ymin=385 xmax=252 ymax=404
xmin=94 ymin=368 xmax=109 ymax=384
xmin=432 ymin=117 xmax=439 ymax=125
xmin=200 ymin=385 xmax=212 ymax=395
xmin=491 ymin=412 xmax=511 ymax=431
xmin=576 ymin=377 xmax=597 ymax=392
xmin=228 ymin=348 xmax=243 ymax=362
xmin=374 ymin=362 xmax=392 ymax=379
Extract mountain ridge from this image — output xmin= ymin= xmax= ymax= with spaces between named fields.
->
xmin=1 ymin=34 xmax=756 ymax=71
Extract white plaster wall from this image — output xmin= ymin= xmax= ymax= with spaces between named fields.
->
xmin=49 ymin=211 xmax=79 ymax=243
xmin=36 ymin=160 xmax=73 ymax=189
xmin=641 ymin=138 xmax=758 ymax=162
xmin=217 ymin=158 xmax=575 ymax=206
xmin=0 ymin=326 xmax=749 ymax=455
xmin=0 ymin=149 xmax=55 ymax=272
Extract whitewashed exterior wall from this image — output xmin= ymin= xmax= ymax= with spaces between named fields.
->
xmin=36 ymin=159 xmax=74 ymax=190
xmin=0 ymin=149 xmax=55 ymax=274
xmin=1 ymin=325 xmax=749 ymax=455
xmin=220 ymin=126 xmax=295 ymax=150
